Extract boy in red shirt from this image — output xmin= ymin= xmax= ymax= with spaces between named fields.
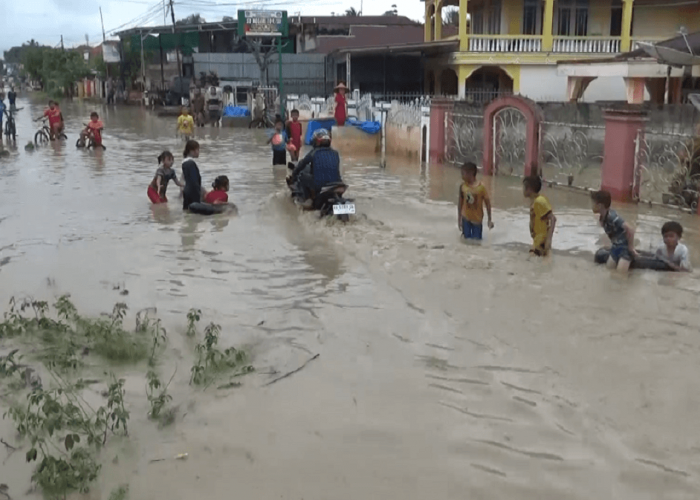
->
xmin=286 ymin=109 xmax=303 ymax=162
xmin=80 ymin=112 xmax=104 ymax=148
xmin=38 ymin=100 xmax=64 ymax=139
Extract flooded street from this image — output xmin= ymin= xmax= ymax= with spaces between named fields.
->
xmin=2 ymin=97 xmax=700 ymax=499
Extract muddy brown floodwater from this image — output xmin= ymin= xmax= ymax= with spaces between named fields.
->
xmin=2 ymin=97 xmax=700 ymax=499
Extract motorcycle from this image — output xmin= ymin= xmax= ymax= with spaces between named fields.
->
xmin=287 ymin=164 xmax=355 ymax=222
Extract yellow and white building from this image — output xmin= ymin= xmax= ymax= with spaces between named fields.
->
xmin=422 ymin=0 xmax=700 ymax=102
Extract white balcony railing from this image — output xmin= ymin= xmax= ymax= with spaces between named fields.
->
xmin=468 ymin=35 xmax=543 ymax=53
xmin=552 ymin=36 xmax=621 ymax=53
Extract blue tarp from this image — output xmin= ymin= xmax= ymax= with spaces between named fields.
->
xmin=223 ymin=105 xmax=250 ymax=117
xmin=346 ymin=117 xmax=381 ymax=135
xmin=305 ymin=119 xmax=336 ymax=145
xmin=305 ymin=118 xmax=381 ymax=144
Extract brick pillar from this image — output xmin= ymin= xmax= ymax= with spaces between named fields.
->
xmin=601 ymin=109 xmax=647 ymax=202
xmin=429 ymin=98 xmax=454 ymax=163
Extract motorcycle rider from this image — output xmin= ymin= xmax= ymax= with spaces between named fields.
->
xmin=287 ymin=129 xmax=342 ymax=205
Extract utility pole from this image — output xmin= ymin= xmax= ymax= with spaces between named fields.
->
xmin=169 ymin=0 xmax=183 ymax=78
xmin=60 ymin=35 xmax=64 ymax=51
xmin=100 ymin=7 xmax=110 ymax=82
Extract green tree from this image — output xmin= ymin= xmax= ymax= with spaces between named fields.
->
xmin=176 ymin=14 xmax=205 ymax=26
xmin=21 ymin=46 xmax=91 ymax=98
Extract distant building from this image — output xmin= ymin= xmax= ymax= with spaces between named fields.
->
xmin=421 ymin=0 xmax=700 ymax=103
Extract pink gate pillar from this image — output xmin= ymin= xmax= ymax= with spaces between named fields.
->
xmin=429 ymin=98 xmax=455 ymax=163
xmin=600 ymin=109 xmax=648 ymax=203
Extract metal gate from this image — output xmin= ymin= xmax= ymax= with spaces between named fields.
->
xmin=492 ymin=107 xmax=527 ymax=176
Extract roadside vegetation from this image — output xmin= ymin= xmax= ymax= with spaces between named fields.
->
xmin=0 ymin=295 xmax=253 ymax=499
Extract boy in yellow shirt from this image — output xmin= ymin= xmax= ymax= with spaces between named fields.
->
xmin=523 ymin=175 xmax=556 ymax=256
xmin=457 ymin=162 xmax=493 ymax=240
xmin=177 ymin=106 xmax=195 ymax=140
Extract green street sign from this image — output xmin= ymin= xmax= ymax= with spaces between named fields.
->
xmin=238 ymin=10 xmax=288 ymax=38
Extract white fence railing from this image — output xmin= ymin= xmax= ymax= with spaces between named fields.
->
xmin=552 ymin=37 xmax=621 ymax=53
xmin=468 ymin=36 xmax=542 ymax=53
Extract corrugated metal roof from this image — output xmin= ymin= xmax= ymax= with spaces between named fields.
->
xmin=307 ymin=25 xmax=425 ymax=54
xmin=330 ymin=39 xmax=458 ymax=57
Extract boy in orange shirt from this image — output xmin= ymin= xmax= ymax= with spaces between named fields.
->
xmin=38 ymin=100 xmax=64 ymax=139
xmin=80 ymin=112 xmax=104 ymax=148
xmin=457 ymin=162 xmax=493 ymax=240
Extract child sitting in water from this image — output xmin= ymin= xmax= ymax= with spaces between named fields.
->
xmin=457 ymin=162 xmax=493 ymax=240
xmin=268 ymin=118 xmax=288 ymax=166
xmin=204 ymin=175 xmax=229 ymax=204
xmin=147 ymin=151 xmax=184 ymax=204
xmin=656 ymin=221 xmax=692 ymax=272
xmin=523 ymin=175 xmax=556 ymax=256
xmin=591 ymin=190 xmax=636 ymax=272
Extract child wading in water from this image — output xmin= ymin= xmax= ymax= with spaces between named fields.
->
xmin=656 ymin=221 xmax=692 ymax=272
xmin=286 ymin=109 xmax=303 ymax=162
xmin=268 ymin=118 xmax=288 ymax=166
xmin=591 ymin=190 xmax=636 ymax=272
xmin=523 ymin=175 xmax=556 ymax=256
xmin=182 ymin=140 xmax=205 ymax=210
xmin=457 ymin=162 xmax=493 ymax=240
xmin=177 ymin=106 xmax=195 ymax=141
xmin=147 ymin=151 xmax=184 ymax=204
xmin=204 ymin=175 xmax=229 ymax=204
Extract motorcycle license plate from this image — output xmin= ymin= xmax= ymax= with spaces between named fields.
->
xmin=333 ymin=203 xmax=355 ymax=215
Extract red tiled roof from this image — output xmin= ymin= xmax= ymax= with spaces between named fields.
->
xmin=306 ymin=25 xmax=425 ymax=54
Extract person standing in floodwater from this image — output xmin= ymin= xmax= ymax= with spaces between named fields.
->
xmin=458 ymin=162 xmax=493 ymax=240
xmin=523 ymin=175 xmax=556 ymax=257
xmin=181 ymin=140 xmax=204 ymax=210
xmin=334 ymin=82 xmax=348 ymax=127
xmin=286 ymin=109 xmax=303 ymax=162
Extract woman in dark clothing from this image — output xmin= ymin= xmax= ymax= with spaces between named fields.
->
xmin=181 ymin=140 xmax=204 ymax=210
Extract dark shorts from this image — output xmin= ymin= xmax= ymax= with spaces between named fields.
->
xmin=610 ymin=244 xmax=632 ymax=263
xmin=273 ymin=149 xmax=287 ymax=165
xmin=462 ymin=219 xmax=483 ymax=240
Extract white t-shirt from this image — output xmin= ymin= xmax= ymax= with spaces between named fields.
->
xmin=656 ymin=243 xmax=692 ymax=271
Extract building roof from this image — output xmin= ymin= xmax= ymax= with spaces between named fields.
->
xmin=290 ymin=15 xmax=419 ymax=27
xmin=307 ymin=25 xmax=424 ymax=54
xmin=329 ymin=39 xmax=458 ymax=57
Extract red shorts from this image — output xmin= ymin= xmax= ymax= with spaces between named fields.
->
xmin=148 ymin=186 xmax=167 ymax=204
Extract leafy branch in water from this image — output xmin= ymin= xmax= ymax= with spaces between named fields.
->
xmin=186 ymin=308 xmax=201 ymax=337
xmin=190 ymin=323 xmax=253 ymax=386
xmin=3 ymin=371 xmax=129 ymax=498
xmin=146 ymin=369 xmax=175 ymax=426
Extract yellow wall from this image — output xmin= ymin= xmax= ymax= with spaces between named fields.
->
xmin=588 ymin=0 xmax=612 ymax=36
xmin=505 ymin=0 xmax=523 ymax=35
xmin=632 ymin=5 xmax=700 ymax=38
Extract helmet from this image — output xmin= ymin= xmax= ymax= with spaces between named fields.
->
xmin=312 ymin=128 xmax=331 ymax=147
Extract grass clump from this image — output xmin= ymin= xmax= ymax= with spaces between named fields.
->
xmin=0 ymin=296 xmax=157 ymax=365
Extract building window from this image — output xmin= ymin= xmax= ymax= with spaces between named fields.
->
xmin=523 ymin=0 xmax=543 ymax=35
xmin=471 ymin=0 xmax=502 ymax=35
xmin=556 ymin=0 xmax=588 ymax=36
xmin=610 ymin=0 xmax=622 ymax=36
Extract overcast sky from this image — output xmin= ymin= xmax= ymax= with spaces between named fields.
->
xmin=1 ymin=0 xmax=425 ymax=55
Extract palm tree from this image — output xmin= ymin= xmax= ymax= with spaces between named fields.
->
xmin=345 ymin=7 xmax=359 ymax=16
xmin=383 ymin=4 xmax=398 ymax=16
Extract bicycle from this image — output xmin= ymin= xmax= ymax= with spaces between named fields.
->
xmin=34 ymin=118 xmax=67 ymax=145
xmin=76 ymin=126 xmax=106 ymax=150
xmin=3 ymin=107 xmax=22 ymax=142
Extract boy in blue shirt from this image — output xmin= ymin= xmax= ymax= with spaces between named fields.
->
xmin=268 ymin=118 xmax=288 ymax=166
xmin=591 ymin=190 xmax=637 ymax=272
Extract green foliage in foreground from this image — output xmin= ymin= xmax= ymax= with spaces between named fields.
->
xmin=190 ymin=321 xmax=254 ymax=386
xmin=0 ymin=295 xmax=252 ymax=499
xmin=0 ymin=296 xmax=158 ymax=366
